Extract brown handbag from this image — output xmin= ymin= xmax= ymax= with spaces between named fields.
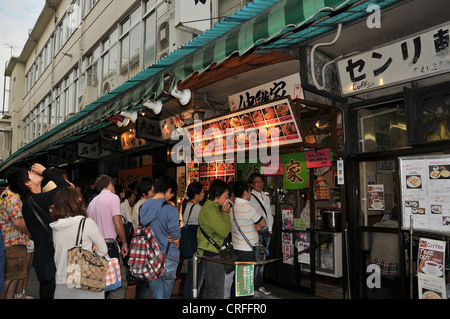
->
xmin=66 ymin=217 xmax=108 ymax=292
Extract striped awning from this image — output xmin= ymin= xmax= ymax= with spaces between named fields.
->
xmin=0 ymin=0 xmax=403 ymax=170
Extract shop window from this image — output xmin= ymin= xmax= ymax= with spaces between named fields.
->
xmin=120 ymin=6 xmax=142 ymax=78
xmin=144 ymin=11 xmax=156 ymax=67
xmin=357 ymin=101 xmax=407 ymax=153
xmin=358 ymin=159 xmax=398 ymax=227
xmin=405 ymin=85 xmax=450 ymax=144
xmin=360 ymin=228 xmax=403 ymax=299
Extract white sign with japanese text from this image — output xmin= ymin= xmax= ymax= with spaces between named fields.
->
xmin=228 ymin=73 xmax=303 ymax=111
xmin=337 ymin=22 xmax=450 ymax=96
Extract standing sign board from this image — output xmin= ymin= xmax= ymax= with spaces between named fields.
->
xmin=235 ymin=264 xmax=254 ymax=297
xmin=399 ymin=155 xmax=450 ymax=233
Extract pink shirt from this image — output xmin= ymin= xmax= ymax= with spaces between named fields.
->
xmin=87 ymin=189 xmax=121 ymax=239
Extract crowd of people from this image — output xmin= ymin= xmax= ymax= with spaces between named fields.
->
xmin=0 ymin=162 xmax=274 ymax=299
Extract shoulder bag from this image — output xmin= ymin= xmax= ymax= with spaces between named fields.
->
xmin=66 ymin=217 xmax=109 ymax=292
xmin=26 ymin=195 xmax=53 ymax=244
xmin=251 ymin=193 xmax=270 ymax=247
xmin=198 ymin=224 xmax=236 ymax=274
xmin=179 ymin=204 xmax=198 ymax=258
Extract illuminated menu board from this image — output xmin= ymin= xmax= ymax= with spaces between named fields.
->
xmin=185 ymin=97 xmax=302 ymax=189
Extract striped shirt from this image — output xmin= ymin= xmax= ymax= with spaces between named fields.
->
xmin=230 ymin=198 xmax=263 ymax=252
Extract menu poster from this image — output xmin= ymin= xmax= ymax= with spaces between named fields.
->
xmin=282 ymin=232 xmax=294 ymax=265
xmin=185 ymin=97 xmax=303 ymax=158
xmin=281 ymin=206 xmax=294 ymax=230
xmin=295 ymin=232 xmax=310 ymax=264
xmin=400 ymin=155 xmax=450 ymax=233
xmin=187 ymin=160 xmax=235 ymax=191
xmin=417 ymin=238 xmax=446 ymax=299
xmin=368 ymin=184 xmax=385 ymax=211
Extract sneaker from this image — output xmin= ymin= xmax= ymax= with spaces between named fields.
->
xmin=258 ymin=287 xmax=271 ymax=295
xmin=14 ymin=292 xmax=34 ymax=299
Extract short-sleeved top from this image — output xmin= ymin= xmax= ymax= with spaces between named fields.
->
xmin=0 ymin=189 xmax=28 ymax=247
xmin=230 ymin=197 xmax=263 ymax=252
xmin=87 ymin=189 xmax=121 ymax=239
xmin=183 ymin=202 xmax=202 ymax=226
xmin=250 ymin=189 xmax=274 ymax=232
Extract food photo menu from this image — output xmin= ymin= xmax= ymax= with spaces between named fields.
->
xmin=400 ymin=155 xmax=450 ymax=233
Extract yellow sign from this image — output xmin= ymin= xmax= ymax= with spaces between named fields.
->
xmin=121 ymin=130 xmax=146 ymax=150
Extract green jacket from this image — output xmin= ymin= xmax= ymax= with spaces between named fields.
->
xmin=196 ymin=199 xmax=231 ymax=255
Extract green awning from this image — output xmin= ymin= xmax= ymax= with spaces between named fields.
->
xmin=0 ymin=0 xmax=402 ymax=171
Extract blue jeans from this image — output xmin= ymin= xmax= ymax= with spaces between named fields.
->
xmin=149 ymin=258 xmax=179 ymax=299
xmin=255 ymin=231 xmax=271 ymax=290
xmin=184 ymin=258 xmax=205 ymax=299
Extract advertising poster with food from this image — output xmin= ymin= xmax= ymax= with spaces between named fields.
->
xmin=185 ymin=97 xmax=303 ymax=157
xmin=400 ymin=155 xmax=450 ymax=233
xmin=281 ymin=206 xmax=294 ymax=231
xmin=368 ymin=184 xmax=385 ymax=211
xmin=189 ymin=161 xmax=235 ymax=191
xmin=417 ymin=238 xmax=446 ymax=299
xmin=295 ymin=232 xmax=310 ymax=264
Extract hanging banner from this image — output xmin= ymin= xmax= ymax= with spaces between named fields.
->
xmin=238 ymin=158 xmax=262 ymax=182
xmin=281 ymin=152 xmax=308 ymax=190
xmin=418 ymin=238 xmax=446 ymax=299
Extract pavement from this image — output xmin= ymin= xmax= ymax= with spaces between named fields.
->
xmin=24 ymin=267 xmax=325 ymax=300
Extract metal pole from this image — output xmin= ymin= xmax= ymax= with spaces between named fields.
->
xmin=410 ymin=216 xmax=413 ymax=299
xmin=192 ymin=254 xmax=198 ymax=299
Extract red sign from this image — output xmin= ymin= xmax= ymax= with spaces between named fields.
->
xmin=304 ymin=149 xmax=331 ymax=168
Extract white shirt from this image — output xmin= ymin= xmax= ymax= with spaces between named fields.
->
xmin=230 ymin=198 xmax=263 ymax=252
xmin=183 ymin=202 xmax=202 ymax=226
xmin=250 ymin=189 xmax=274 ymax=232
xmin=131 ymin=198 xmax=146 ymax=230
xmin=120 ymin=200 xmax=133 ymax=224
